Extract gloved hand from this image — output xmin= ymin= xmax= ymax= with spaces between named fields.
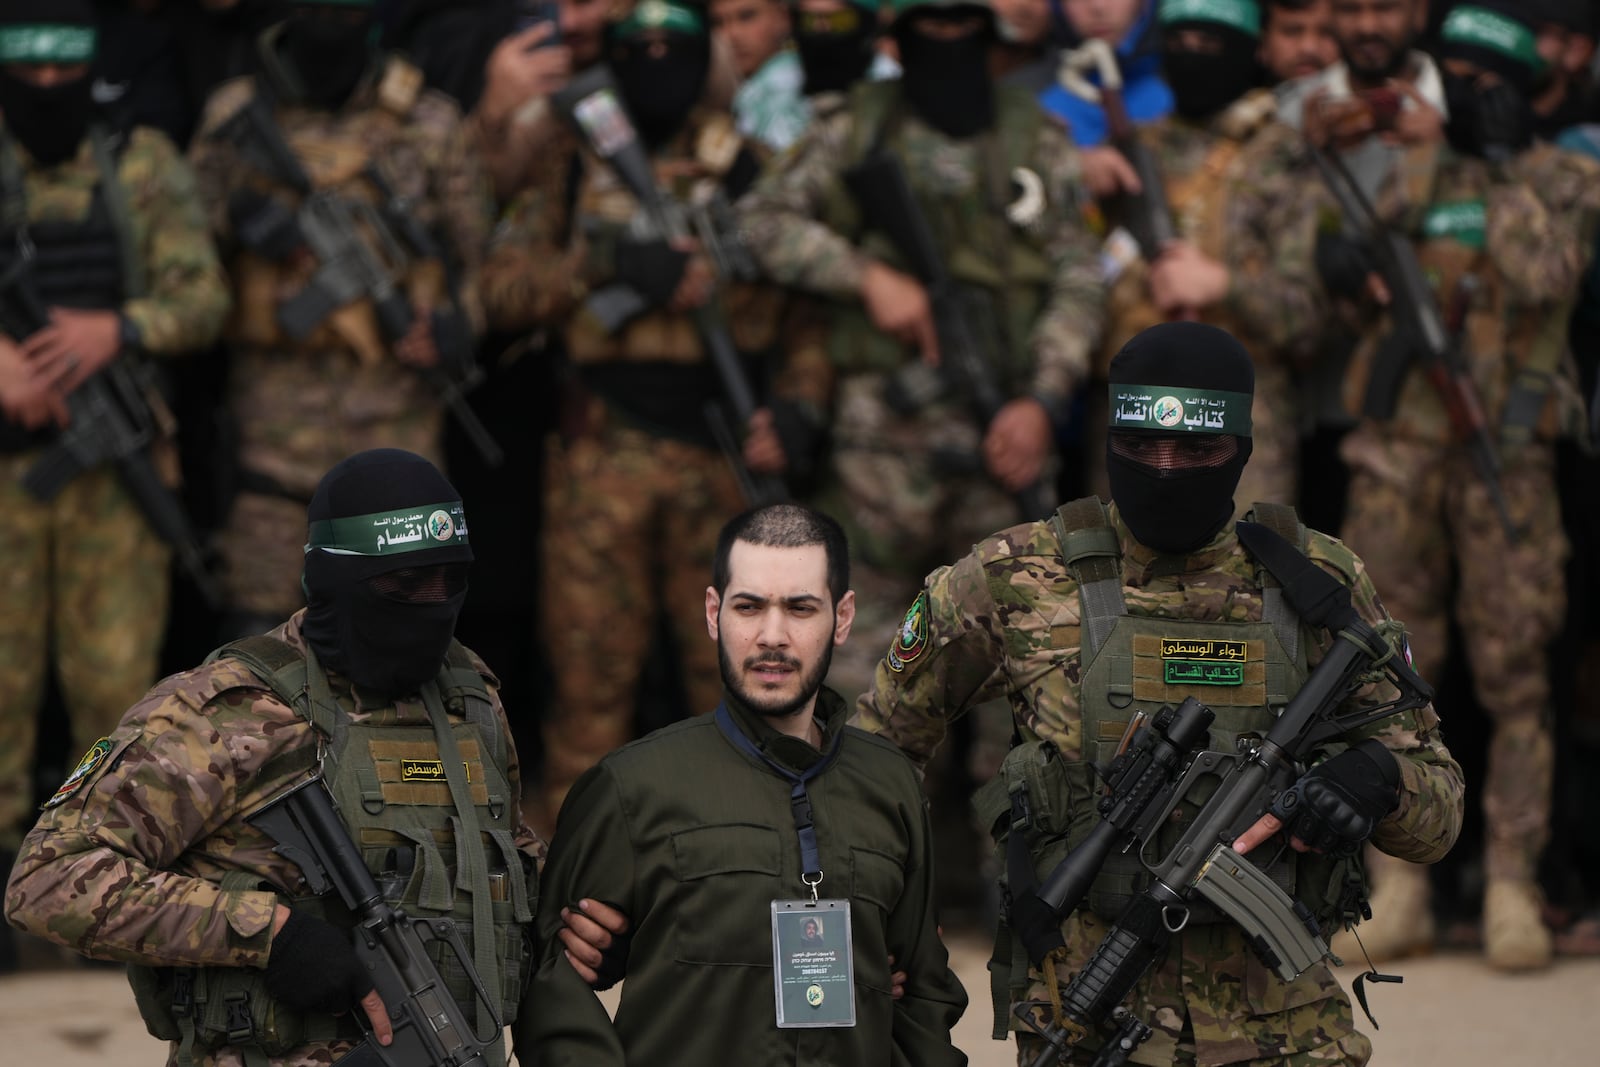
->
xmin=1314 ymin=232 xmax=1376 ymax=302
xmin=1269 ymin=739 xmax=1400 ymax=857
xmin=613 ymin=238 xmax=690 ymax=308
xmin=226 ymin=188 xmax=304 ymax=263
xmin=264 ymin=909 xmax=374 ymax=1014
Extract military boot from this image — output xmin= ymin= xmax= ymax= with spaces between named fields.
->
xmin=1483 ymin=880 xmax=1552 ymax=972
xmin=1331 ymin=848 xmax=1434 ymax=964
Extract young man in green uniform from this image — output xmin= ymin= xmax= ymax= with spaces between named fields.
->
xmin=525 ymin=504 xmax=967 ymax=1065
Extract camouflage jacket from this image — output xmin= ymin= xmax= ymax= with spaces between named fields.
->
xmin=3 ymin=612 xmax=544 ymax=1067
xmin=2 ymin=125 xmax=230 ymax=355
xmin=1341 ymin=141 xmax=1600 ymax=446
xmin=1099 ymin=90 xmax=1329 ymax=375
xmin=854 ymin=504 xmax=1463 ymax=1062
xmin=188 ymin=56 xmax=493 ymax=357
xmin=735 ymin=85 xmax=1104 ymax=408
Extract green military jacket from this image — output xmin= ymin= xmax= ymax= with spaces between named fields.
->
xmin=521 ymin=687 xmax=967 ymax=1066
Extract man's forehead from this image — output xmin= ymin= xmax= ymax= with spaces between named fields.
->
xmin=726 ymin=540 xmax=831 ymax=598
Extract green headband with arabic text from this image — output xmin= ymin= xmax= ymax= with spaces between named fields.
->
xmin=0 ymin=24 xmax=97 ymax=64
xmin=306 ymin=503 xmax=470 ymax=557
xmin=1109 ymin=385 xmax=1253 ymax=436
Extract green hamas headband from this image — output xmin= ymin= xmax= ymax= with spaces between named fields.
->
xmin=1440 ymin=6 xmax=1542 ymax=71
xmin=615 ymin=0 xmax=706 ymax=38
xmin=1158 ymin=0 xmax=1261 ymax=37
xmin=1109 ymin=385 xmax=1253 ymax=436
xmin=307 ymin=503 xmax=469 ymax=557
xmin=0 ymin=25 xmax=98 ymax=65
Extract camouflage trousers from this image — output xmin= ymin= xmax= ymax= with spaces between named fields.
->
xmin=820 ymin=372 xmax=1034 ymax=704
xmin=0 ymin=455 xmax=170 ymax=848
xmin=216 ymin=348 xmax=446 ymax=620
xmin=539 ymin=410 xmax=745 ymax=824
xmin=1339 ymin=431 xmax=1566 ymax=882
xmin=1011 ymin=915 xmax=1370 ymax=1066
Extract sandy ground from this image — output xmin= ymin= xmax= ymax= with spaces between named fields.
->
xmin=1 ymin=931 xmax=1593 ymax=1065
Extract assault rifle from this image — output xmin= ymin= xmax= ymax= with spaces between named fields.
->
xmin=842 ymin=152 xmax=1054 ymax=520
xmin=550 ymin=65 xmax=785 ymax=506
xmin=251 ymin=775 xmax=503 ymax=1067
xmin=0 ymin=245 xmax=220 ymax=607
xmin=1010 ymin=523 xmax=1434 ymax=1066
xmin=214 ymin=95 xmax=503 ymax=467
xmin=1058 ymin=40 xmax=1195 ymax=321
xmin=1309 ymin=144 xmax=1518 ymax=541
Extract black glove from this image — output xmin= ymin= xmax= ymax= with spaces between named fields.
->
xmin=263 ymin=909 xmax=374 ymax=1014
xmin=1314 ymin=232 xmax=1376 ymax=302
xmin=767 ymin=398 xmax=827 ymax=485
xmin=1269 ymin=739 xmax=1400 ymax=857
xmin=613 ymin=238 xmax=690 ymax=308
xmin=227 ymin=188 xmax=304 ymax=263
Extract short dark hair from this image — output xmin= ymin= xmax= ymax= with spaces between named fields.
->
xmin=1264 ymin=0 xmax=1323 ymax=22
xmin=712 ymin=504 xmax=850 ymax=606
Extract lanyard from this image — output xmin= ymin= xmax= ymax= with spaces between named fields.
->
xmin=714 ymin=702 xmax=844 ymax=900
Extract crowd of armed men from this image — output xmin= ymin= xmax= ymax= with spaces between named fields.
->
xmin=0 ymin=0 xmax=1596 ymax=1063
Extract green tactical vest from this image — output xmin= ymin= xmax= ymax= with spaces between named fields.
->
xmin=127 ymin=637 xmax=535 ymax=1067
xmin=820 ymin=80 xmax=1057 ymax=387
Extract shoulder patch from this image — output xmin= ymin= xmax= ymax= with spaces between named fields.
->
xmin=44 ymin=737 xmax=117 ymax=809
xmin=886 ymin=592 xmax=930 ymax=673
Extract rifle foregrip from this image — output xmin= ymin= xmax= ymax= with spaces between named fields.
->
xmin=20 ymin=445 xmax=88 ymax=503
xmin=1060 ymin=892 xmax=1171 ymax=1028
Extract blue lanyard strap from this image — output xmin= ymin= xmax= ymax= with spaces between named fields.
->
xmin=713 ymin=702 xmax=844 ymax=897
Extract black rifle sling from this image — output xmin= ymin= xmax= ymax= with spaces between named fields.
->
xmin=1234 ymin=522 xmax=1358 ymax=633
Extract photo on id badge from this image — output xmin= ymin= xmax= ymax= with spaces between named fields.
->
xmin=771 ymin=899 xmax=855 ymax=1027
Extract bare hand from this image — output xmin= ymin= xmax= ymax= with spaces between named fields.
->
xmin=743 ymin=407 xmax=787 ymax=474
xmin=1303 ymin=88 xmax=1374 ymax=151
xmin=1383 ymin=79 xmax=1445 ymax=147
xmin=0 ymin=334 xmax=70 ymax=429
xmin=1148 ymin=240 xmax=1230 ymax=314
xmin=1079 ymin=145 xmax=1142 ymax=199
xmin=20 ymin=308 xmax=121 ymax=393
xmin=982 ymin=396 xmax=1052 ymax=492
xmin=558 ymin=899 xmax=632 ymax=988
xmin=888 ymin=954 xmax=907 ymax=1001
xmin=860 ymin=260 xmax=938 ymax=365
xmin=479 ymin=25 xmax=572 ymax=125
xmin=393 ymin=308 xmax=440 ymax=369
xmin=1234 ymin=810 xmax=1323 ymax=855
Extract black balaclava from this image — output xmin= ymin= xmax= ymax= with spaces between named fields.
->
xmin=1161 ymin=24 xmax=1261 ymax=122
xmin=1105 ymin=322 xmax=1255 ymax=555
xmin=1437 ymin=4 xmax=1542 ymax=160
xmin=895 ymin=7 xmax=996 ymax=139
xmin=608 ymin=1 xmax=712 ymax=148
xmin=793 ymin=2 xmax=879 ymax=95
xmin=0 ymin=0 xmax=98 ymax=166
xmin=282 ymin=0 xmax=377 ymax=109
xmin=302 ymin=449 xmax=474 ymax=699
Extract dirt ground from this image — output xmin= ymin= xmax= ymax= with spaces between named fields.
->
xmin=2 ymin=930 xmax=1593 ymax=1065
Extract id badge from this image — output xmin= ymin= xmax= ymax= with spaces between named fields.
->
xmin=771 ymin=899 xmax=856 ymax=1028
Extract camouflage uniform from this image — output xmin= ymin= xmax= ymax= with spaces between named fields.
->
xmin=480 ymin=109 xmax=825 ymax=822
xmin=188 ymin=56 xmax=493 ymax=623
xmin=1091 ymin=90 xmax=1328 ymax=513
xmin=855 ymin=505 xmax=1464 ymax=1065
xmin=3 ymin=611 xmax=544 ymax=1067
xmin=0 ymin=126 xmax=229 ymax=850
xmin=737 ymin=82 xmax=1105 ymax=701
xmin=1334 ymin=142 xmax=1599 ymax=925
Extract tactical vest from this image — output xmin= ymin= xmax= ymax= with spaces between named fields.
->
xmin=820 ymin=81 xmax=1055 ymax=388
xmin=1343 ymin=145 xmax=1582 ymax=446
xmin=224 ymin=56 xmax=451 ymax=367
xmin=977 ymin=499 xmax=1366 ymax=1036
xmin=127 ymin=636 xmax=535 ymax=1067
xmin=0 ymin=126 xmax=143 ymax=452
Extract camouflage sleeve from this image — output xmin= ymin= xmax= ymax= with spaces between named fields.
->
xmin=735 ymin=109 xmax=873 ymax=298
xmin=466 ymin=646 xmax=549 ymax=870
xmin=854 ymin=552 xmax=1014 ymax=768
xmin=1220 ymin=124 xmax=1327 ymax=360
xmin=1025 ymin=120 xmax=1103 ymax=407
xmin=120 ymin=128 xmax=231 ymax=354
xmin=479 ymin=139 xmax=586 ymax=333
xmin=185 ymin=77 xmax=256 ymax=244
xmin=1491 ymin=146 xmax=1600 ymax=307
xmin=414 ymin=91 xmax=494 ymax=336
xmin=3 ymin=673 xmax=313 ymax=967
xmin=1303 ymin=532 xmax=1465 ymax=864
